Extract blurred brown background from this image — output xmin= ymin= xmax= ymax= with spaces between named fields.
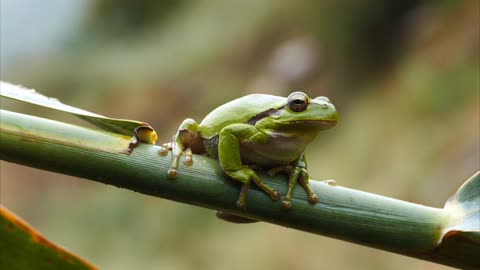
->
xmin=1 ymin=0 xmax=478 ymax=269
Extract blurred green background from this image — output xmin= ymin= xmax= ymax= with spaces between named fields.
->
xmin=1 ymin=0 xmax=478 ymax=269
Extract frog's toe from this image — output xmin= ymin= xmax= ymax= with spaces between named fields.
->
xmin=236 ymin=200 xmax=247 ymax=210
xmin=183 ymin=148 xmax=193 ymax=166
xmin=159 ymin=142 xmax=175 ymax=156
xmin=271 ymin=190 xmax=280 ymax=201
xmin=308 ymin=194 xmax=319 ymax=205
xmin=167 ymin=168 xmax=178 ymax=178
xmin=159 ymin=147 xmax=169 ymax=156
xmin=281 ymin=200 xmax=292 ymax=210
xmin=183 ymin=156 xmax=193 ymax=166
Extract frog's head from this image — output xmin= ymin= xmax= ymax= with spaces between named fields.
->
xmin=254 ymin=91 xmax=338 ymax=139
xmin=283 ymin=91 xmax=337 ymax=127
xmin=270 ymin=91 xmax=338 ymax=130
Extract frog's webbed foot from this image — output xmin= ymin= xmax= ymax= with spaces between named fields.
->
xmin=158 ymin=142 xmax=174 ymax=156
xmin=158 ymin=142 xmax=194 ymax=178
xmin=226 ymin=168 xmax=280 ymax=210
xmin=159 ymin=142 xmax=193 ymax=164
xmin=268 ymin=160 xmax=319 ymax=210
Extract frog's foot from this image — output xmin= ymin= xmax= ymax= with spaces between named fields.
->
xmin=161 ymin=118 xmax=202 ymax=178
xmin=235 ymin=185 xmax=249 ymax=210
xmin=226 ymin=168 xmax=279 ymax=210
xmin=158 ymin=141 xmax=194 ymax=178
xmin=163 ymin=142 xmax=194 ymax=179
xmin=268 ymin=165 xmax=319 ymax=209
xmin=158 ymin=142 xmax=174 ymax=156
xmin=216 ymin=211 xmax=258 ymax=223
xmin=299 ymin=171 xmax=319 ymax=205
xmin=183 ymin=148 xmax=193 ymax=166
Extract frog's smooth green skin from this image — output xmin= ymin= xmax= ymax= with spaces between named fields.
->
xmin=162 ymin=91 xmax=338 ymax=212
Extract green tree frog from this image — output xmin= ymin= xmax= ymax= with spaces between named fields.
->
xmin=160 ymin=91 xmax=338 ymax=210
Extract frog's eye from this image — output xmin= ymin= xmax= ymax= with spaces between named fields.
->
xmin=287 ymin=92 xmax=308 ymax=112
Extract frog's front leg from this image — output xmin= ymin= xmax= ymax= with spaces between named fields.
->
xmin=162 ymin=118 xmax=201 ymax=178
xmin=268 ymin=153 xmax=319 ymax=209
xmin=218 ymin=124 xmax=280 ymax=210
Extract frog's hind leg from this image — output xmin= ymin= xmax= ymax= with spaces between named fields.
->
xmin=225 ymin=168 xmax=277 ymax=209
xmin=299 ymin=170 xmax=319 ymax=204
xmin=268 ymin=153 xmax=319 ymax=209
xmin=218 ymin=124 xmax=279 ymax=210
xmin=282 ymin=166 xmax=301 ymax=209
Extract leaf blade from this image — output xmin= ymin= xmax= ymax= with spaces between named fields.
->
xmin=0 ymin=81 xmax=157 ymax=143
xmin=0 ymin=206 xmax=98 ymax=270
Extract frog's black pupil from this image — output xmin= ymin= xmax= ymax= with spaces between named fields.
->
xmin=288 ymin=94 xmax=308 ymax=112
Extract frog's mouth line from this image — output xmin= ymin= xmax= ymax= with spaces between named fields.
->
xmin=289 ymin=120 xmax=337 ymax=127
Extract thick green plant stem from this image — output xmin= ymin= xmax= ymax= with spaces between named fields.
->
xmin=0 ymin=109 xmax=478 ymax=269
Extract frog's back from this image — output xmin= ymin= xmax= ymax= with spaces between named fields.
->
xmin=199 ymin=94 xmax=285 ymax=138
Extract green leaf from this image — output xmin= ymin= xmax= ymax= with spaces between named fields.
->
xmin=444 ymin=171 xmax=480 ymax=234
xmin=0 ymin=81 xmax=157 ymax=143
xmin=437 ymin=172 xmax=480 ymax=267
xmin=0 ymin=206 xmax=97 ymax=270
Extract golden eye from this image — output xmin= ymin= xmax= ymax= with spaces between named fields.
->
xmin=287 ymin=92 xmax=308 ymax=112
